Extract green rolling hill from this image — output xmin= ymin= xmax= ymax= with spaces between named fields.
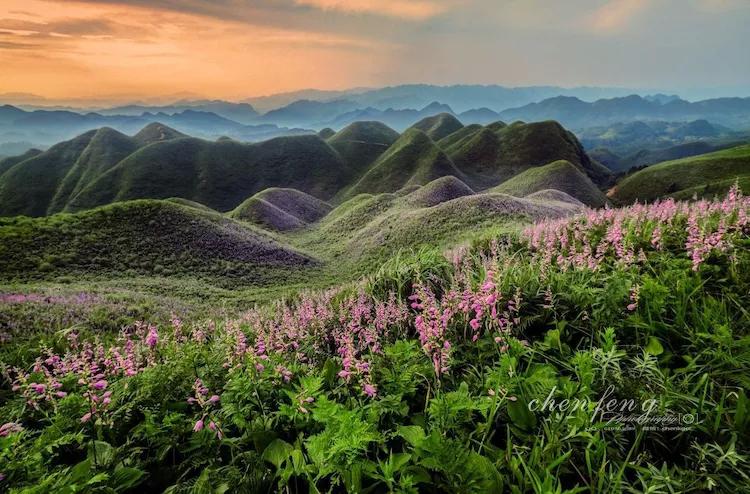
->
xmin=286 ymin=175 xmax=583 ymax=272
xmin=0 ymin=130 xmax=99 ymax=217
xmin=0 ymin=148 xmax=42 ymax=177
xmin=491 ymin=160 xmax=608 ymax=207
xmin=610 ymin=144 xmax=750 ymax=204
xmin=230 ymin=187 xmax=332 ymax=231
xmin=327 ymin=121 xmax=400 ymax=172
xmin=442 ymin=120 xmax=612 ymax=190
xmin=61 ymin=134 xmax=349 ymax=214
xmin=435 ymin=123 xmax=484 ymax=149
xmin=409 ymin=113 xmax=464 ymax=141
xmin=48 ymin=127 xmax=140 ymax=213
xmin=133 ymin=122 xmax=188 ymax=146
xmin=0 ymin=116 xmax=609 ymax=220
xmin=0 ymin=200 xmax=315 ymax=284
xmin=403 ymin=175 xmax=475 ymax=208
xmin=340 ymin=128 xmax=463 ymax=199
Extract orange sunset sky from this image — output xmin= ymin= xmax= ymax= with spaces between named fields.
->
xmin=1 ymin=0 xmax=749 ymax=103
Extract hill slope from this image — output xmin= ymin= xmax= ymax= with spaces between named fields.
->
xmin=48 ymin=127 xmax=140 ymax=213
xmin=327 ymin=121 xmax=400 ymax=172
xmin=403 ymin=175 xmax=475 ymax=208
xmin=65 ymin=134 xmax=350 ymax=213
xmin=341 ymin=129 xmax=463 ymax=199
xmin=231 ymin=188 xmax=332 ymax=231
xmin=0 ymin=200 xmax=314 ymax=283
xmin=0 ymin=123 xmax=189 ymax=217
xmin=0 ymin=131 xmax=97 ymax=217
xmin=0 ymin=148 xmax=42 ymax=177
xmin=611 ymin=144 xmax=750 ymax=203
xmin=409 ymin=113 xmax=464 ymax=141
xmin=444 ymin=120 xmax=611 ymax=190
xmin=491 ymin=160 xmax=608 ymax=207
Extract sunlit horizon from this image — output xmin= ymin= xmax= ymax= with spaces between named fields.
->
xmin=1 ymin=0 xmax=749 ymax=105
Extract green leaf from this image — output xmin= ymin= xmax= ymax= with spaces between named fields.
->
xmin=397 ymin=425 xmax=426 ymax=448
xmin=508 ymin=399 xmax=537 ymax=430
xmin=112 ymin=467 xmax=146 ymax=492
xmin=262 ymin=438 xmax=293 ymax=468
xmin=88 ymin=440 xmax=115 ymax=468
xmin=645 ymin=337 xmax=664 ymax=356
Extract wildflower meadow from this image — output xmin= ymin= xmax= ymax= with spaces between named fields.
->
xmin=1 ymin=187 xmax=749 ymax=493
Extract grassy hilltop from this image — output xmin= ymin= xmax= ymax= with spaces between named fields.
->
xmin=612 ymin=144 xmax=750 ymax=203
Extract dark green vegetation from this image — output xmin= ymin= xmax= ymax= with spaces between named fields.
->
xmin=611 ymin=144 xmax=750 ymax=203
xmin=582 ymin=119 xmax=749 ymax=173
xmin=2 ymin=107 xmax=750 ymax=493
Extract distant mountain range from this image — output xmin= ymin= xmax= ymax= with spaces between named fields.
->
xmin=3 ymin=87 xmax=750 ymax=163
xmin=242 ymin=84 xmax=679 ymax=114
xmin=0 ymin=103 xmax=308 ymax=148
xmin=497 ymin=95 xmax=750 ymax=129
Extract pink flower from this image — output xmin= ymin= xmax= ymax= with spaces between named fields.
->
xmin=193 ymin=419 xmax=204 ymax=432
xmin=92 ymin=380 xmax=107 ymax=390
xmin=363 ymin=383 xmax=377 ymax=397
xmin=0 ymin=422 xmax=23 ymax=437
xmin=146 ymin=326 xmax=159 ymax=348
xmin=208 ymin=395 xmax=220 ymax=404
xmin=80 ymin=412 xmax=92 ymax=423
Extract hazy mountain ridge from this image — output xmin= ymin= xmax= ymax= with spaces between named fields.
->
xmin=499 ymin=95 xmax=750 ymax=129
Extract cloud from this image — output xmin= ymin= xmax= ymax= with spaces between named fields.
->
xmin=587 ymin=0 xmax=650 ymax=33
xmin=292 ymin=0 xmax=452 ymax=20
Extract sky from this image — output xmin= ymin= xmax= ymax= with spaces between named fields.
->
xmin=0 ymin=0 xmax=749 ymax=103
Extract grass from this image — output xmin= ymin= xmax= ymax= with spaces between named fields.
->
xmin=0 ymin=149 xmax=42 ymax=178
xmin=0 ymin=131 xmax=96 ymax=217
xmin=491 ymin=160 xmax=608 ymax=207
xmin=1 ymin=118 xmax=613 ymax=220
xmin=0 ymin=200 xmax=315 ymax=287
xmin=612 ymin=144 xmax=750 ymax=203
xmin=230 ymin=188 xmax=332 ymax=231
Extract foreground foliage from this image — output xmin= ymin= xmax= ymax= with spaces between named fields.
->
xmin=1 ymin=188 xmax=750 ymax=492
